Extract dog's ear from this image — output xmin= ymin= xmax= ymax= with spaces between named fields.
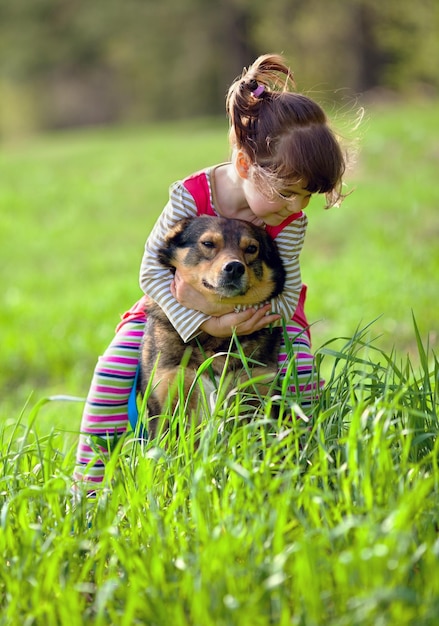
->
xmin=164 ymin=218 xmax=194 ymax=244
xmin=157 ymin=218 xmax=195 ymax=268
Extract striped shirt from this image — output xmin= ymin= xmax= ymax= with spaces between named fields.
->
xmin=139 ymin=166 xmax=308 ymax=342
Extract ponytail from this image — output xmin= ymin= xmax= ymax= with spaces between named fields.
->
xmin=226 ymin=54 xmax=296 ymax=160
xmin=226 ymin=53 xmax=347 ymax=208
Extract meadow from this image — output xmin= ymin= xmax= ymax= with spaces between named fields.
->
xmin=0 ymin=100 xmax=438 ymax=624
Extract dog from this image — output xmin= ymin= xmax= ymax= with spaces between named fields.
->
xmin=139 ymin=215 xmax=285 ymax=439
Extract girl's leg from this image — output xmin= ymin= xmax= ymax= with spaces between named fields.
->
xmin=277 ymin=324 xmax=323 ymax=414
xmin=73 ymin=319 xmax=145 ymax=495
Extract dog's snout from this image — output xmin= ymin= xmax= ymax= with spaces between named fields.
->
xmin=223 ymin=261 xmax=245 ymax=280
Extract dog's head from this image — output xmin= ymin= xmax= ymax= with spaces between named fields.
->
xmin=158 ymin=216 xmax=285 ymax=305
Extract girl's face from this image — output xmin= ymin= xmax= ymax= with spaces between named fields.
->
xmin=233 ymin=149 xmax=313 ymax=226
xmin=243 ymin=176 xmax=313 ymax=227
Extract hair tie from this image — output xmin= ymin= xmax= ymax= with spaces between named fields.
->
xmin=251 ymin=84 xmax=265 ymax=98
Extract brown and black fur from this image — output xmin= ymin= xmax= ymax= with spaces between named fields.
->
xmin=139 ymin=216 xmax=285 ymax=439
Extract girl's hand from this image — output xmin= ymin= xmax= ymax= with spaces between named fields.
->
xmin=200 ymin=304 xmax=280 ymax=338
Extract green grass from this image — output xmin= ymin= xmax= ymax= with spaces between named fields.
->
xmin=1 ymin=326 xmax=438 ymax=625
xmin=0 ymin=101 xmax=438 ymax=624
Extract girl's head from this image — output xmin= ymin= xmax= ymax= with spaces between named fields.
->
xmin=226 ymin=54 xmax=347 ymax=208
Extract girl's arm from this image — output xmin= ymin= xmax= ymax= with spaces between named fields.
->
xmin=266 ymin=213 xmax=308 ymax=322
xmin=139 ymin=181 xmax=211 ymax=342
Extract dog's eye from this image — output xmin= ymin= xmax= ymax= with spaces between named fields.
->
xmin=245 ymin=245 xmax=258 ymax=254
xmin=202 ymin=240 xmax=215 ymax=248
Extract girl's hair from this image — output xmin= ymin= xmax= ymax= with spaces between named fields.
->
xmin=226 ymin=53 xmax=347 ymax=207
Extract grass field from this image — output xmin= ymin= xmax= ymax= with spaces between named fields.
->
xmin=0 ymin=100 xmax=438 ymax=624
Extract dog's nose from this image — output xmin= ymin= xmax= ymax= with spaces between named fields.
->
xmin=223 ymin=261 xmax=245 ymax=280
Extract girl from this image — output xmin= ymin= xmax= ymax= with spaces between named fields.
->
xmin=74 ymin=53 xmax=347 ymax=493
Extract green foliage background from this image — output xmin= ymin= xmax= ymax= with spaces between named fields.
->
xmin=1 ymin=0 xmax=438 ymax=135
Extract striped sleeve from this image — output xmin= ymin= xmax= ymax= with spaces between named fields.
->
xmin=269 ymin=213 xmax=308 ymax=321
xmin=139 ymin=181 xmax=210 ymax=342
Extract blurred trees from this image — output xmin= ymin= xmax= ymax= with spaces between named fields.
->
xmin=1 ymin=0 xmax=438 ymax=136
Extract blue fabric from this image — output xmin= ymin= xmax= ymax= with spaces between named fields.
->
xmin=128 ymin=364 xmax=147 ymax=439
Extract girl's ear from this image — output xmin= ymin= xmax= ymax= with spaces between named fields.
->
xmin=235 ymin=150 xmax=251 ymax=179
